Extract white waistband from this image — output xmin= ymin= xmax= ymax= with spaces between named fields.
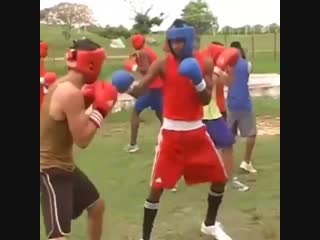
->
xmin=162 ymin=118 xmax=203 ymax=131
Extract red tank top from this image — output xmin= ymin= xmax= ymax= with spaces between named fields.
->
xmin=162 ymin=53 xmax=204 ymax=121
xmin=141 ymin=47 xmax=163 ymax=89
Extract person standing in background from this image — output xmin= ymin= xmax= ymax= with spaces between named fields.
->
xmin=227 ymin=41 xmax=257 ymax=174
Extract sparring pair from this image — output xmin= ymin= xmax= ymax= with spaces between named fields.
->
xmin=202 ymin=42 xmax=249 ymax=191
xmin=117 ymin=19 xmax=239 ymax=240
xmin=40 ymin=38 xmax=134 ymax=240
xmin=124 ymin=34 xmax=163 ymax=153
xmin=40 ymin=40 xmax=57 ymax=111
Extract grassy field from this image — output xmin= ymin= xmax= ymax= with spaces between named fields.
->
xmin=40 ymin=97 xmax=280 ymax=240
xmin=41 ymin=24 xmax=280 ymax=75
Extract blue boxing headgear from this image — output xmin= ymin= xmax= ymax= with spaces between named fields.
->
xmin=166 ymin=23 xmax=195 ymax=59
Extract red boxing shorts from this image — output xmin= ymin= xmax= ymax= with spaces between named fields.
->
xmin=150 ymin=124 xmax=228 ymax=189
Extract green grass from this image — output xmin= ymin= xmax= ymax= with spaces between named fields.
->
xmin=40 ymin=98 xmax=280 ymax=240
xmin=41 ymin=24 xmax=280 ymax=74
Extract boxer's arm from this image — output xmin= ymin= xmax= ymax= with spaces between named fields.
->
xmin=215 ymin=67 xmax=235 ymax=87
xmin=136 ymin=50 xmax=150 ymax=74
xmin=61 ymin=89 xmax=98 ymax=149
xmin=197 ymin=57 xmax=214 ymax=105
xmin=128 ymin=59 xmax=164 ymax=98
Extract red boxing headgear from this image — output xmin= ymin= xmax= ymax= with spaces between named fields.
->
xmin=66 ymin=48 xmax=106 ymax=84
xmin=131 ymin=34 xmax=145 ymax=50
xmin=40 ymin=41 xmax=48 ymax=58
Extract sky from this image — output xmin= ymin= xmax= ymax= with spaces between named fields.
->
xmin=40 ymin=0 xmax=280 ymax=30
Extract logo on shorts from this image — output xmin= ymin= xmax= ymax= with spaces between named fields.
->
xmin=155 ymin=178 xmax=162 ymax=183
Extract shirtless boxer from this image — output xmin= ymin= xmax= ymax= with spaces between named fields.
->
xmin=40 ymin=38 xmax=133 ymax=240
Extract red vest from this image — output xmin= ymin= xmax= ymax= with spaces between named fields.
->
xmin=162 ymin=53 xmax=205 ymax=121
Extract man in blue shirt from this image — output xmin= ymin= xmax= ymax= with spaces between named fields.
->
xmin=227 ymin=41 xmax=257 ymax=174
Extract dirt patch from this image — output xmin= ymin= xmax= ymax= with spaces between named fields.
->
xmin=257 ymin=116 xmax=280 ymax=136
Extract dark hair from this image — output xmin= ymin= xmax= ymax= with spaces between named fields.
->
xmin=211 ymin=41 xmax=224 ymax=46
xmin=230 ymin=41 xmax=246 ymax=59
xmin=70 ymin=38 xmax=101 ymax=51
xmin=171 ymin=19 xmax=187 ymax=28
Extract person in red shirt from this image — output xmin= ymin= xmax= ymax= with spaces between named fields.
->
xmin=125 ymin=34 xmax=163 ymax=153
xmin=124 ymin=19 xmax=239 ymax=240
xmin=40 ymin=40 xmax=48 ymax=110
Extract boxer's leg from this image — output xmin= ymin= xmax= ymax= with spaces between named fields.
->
xmin=40 ymin=170 xmax=73 ymax=240
xmin=142 ymin=129 xmax=183 ymax=240
xmin=128 ymin=92 xmax=150 ymax=152
xmin=72 ymin=167 xmax=103 ymax=240
xmin=237 ymin=111 xmax=257 ymax=173
xmin=183 ymin=127 xmax=231 ymax=239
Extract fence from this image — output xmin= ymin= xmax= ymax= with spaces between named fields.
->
xmin=210 ymin=33 xmax=280 ymax=61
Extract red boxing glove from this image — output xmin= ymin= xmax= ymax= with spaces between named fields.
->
xmin=207 ymin=44 xmax=225 ymax=64
xmin=82 ymin=83 xmax=96 ymax=108
xmin=89 ymin=81 xmax=118 ymax=128
xmin=214 ymin=48 xmax=240 ymax=77
xmin=123 ymin=59 xmax=138 ymax=72
xmin=40 ymin=72 xmax=57 ymax=94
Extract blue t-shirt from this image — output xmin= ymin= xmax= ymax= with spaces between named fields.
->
xmin=227 ymin=58 xmax=252 ymax=111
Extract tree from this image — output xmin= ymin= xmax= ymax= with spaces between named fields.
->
xmin=40 ymin=8 xmax=51 ymax=21
xmin=252 ymin=24 xmax=264 ymax=34
xmin=43 ymin=3 xmax=94 ymax=40
xmin=181 ymin=0 xmax=218 ymax=34
xmin=221 ymin=26 xmax=232 ymax=35
xmin=124 ymin=0 xmax=166 ymax=34
xmin=268 ymin=23 xmax=280 ymax=33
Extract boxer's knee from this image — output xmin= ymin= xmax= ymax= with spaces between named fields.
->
xmin=87 ymin=198 xmax=105 ymax=219
xmin=148 ymin=187 xmax=164 ymax=203
xmin=131 ymin=109 xmax=141 ymax=124
xmin=210 ymin=183 xmax=226 ymax=193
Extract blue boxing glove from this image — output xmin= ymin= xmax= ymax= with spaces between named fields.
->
xmin=111 ymin=70 xmax=135 ymax=93
xmin=178 ymin=58 xmax=206 ymax=92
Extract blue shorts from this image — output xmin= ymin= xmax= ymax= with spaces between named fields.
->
xmin=203 ymin=117 xmax=235 ymax=149
xmin=134 ymin=89 xmax=163 ymax=114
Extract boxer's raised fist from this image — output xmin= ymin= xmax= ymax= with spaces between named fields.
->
xmin=89 ymin=81 xmax=118 ymax=128
xmin=214 ymin=48 xmax=240 ymax=77
xmin=207 ymin=44 xmax=225 ymax=63
xmin=40 ymin=72 xmax=57 ymax=94
xmin=179 ymin=57 xmax=206 ymax=92
xmin=82 ymin=83 xmax=96 ymax=109
xmin=123 ymin=59 xmax=138 ymax=72
xmin=111 ymin=70 xmax=135 ymax=93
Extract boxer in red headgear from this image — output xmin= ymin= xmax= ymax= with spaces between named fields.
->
xmin=125 ymin=33 xmax=163 ymax=153
xmin=125 ymin=19 xmax=239 ymax=240
xmin=40 ymin=38 xmax=111 ymax=240
xmin=40 ymin=40 xmax=48 ymax=110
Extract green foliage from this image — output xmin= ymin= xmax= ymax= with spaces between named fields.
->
xmin=181 ymin=0 xmax=218 ymax=34
xmin=131 ymin=10 xmax=164 ymax=34
xmin=88 ymin=25 xmax=131 ymax=39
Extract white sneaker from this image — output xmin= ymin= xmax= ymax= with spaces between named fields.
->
xmin=127 ymin=144 xmax=140 ymax=153
xmin=232 ymin=177 xmax=250 ymax=192
xmin=170 ymin=184 xmax=178 ymax=192
xmin=240 ymin=161 xmax=257 ymax=174
xmin=201 ymin=222 xmax=232 ymax=240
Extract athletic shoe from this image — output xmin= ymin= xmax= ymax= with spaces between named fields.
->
xmin=240 ymin=161 xmax=257 ymax=173
xmin=170 ymin=184 xmax=178 ymax=192
xmin=232 ymin=177 xmax=250 ymax=192
xmin=201 ymin=222 xmax=232 ymax=240
xmin=126 ymin=144 xmax=140 ymax=153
